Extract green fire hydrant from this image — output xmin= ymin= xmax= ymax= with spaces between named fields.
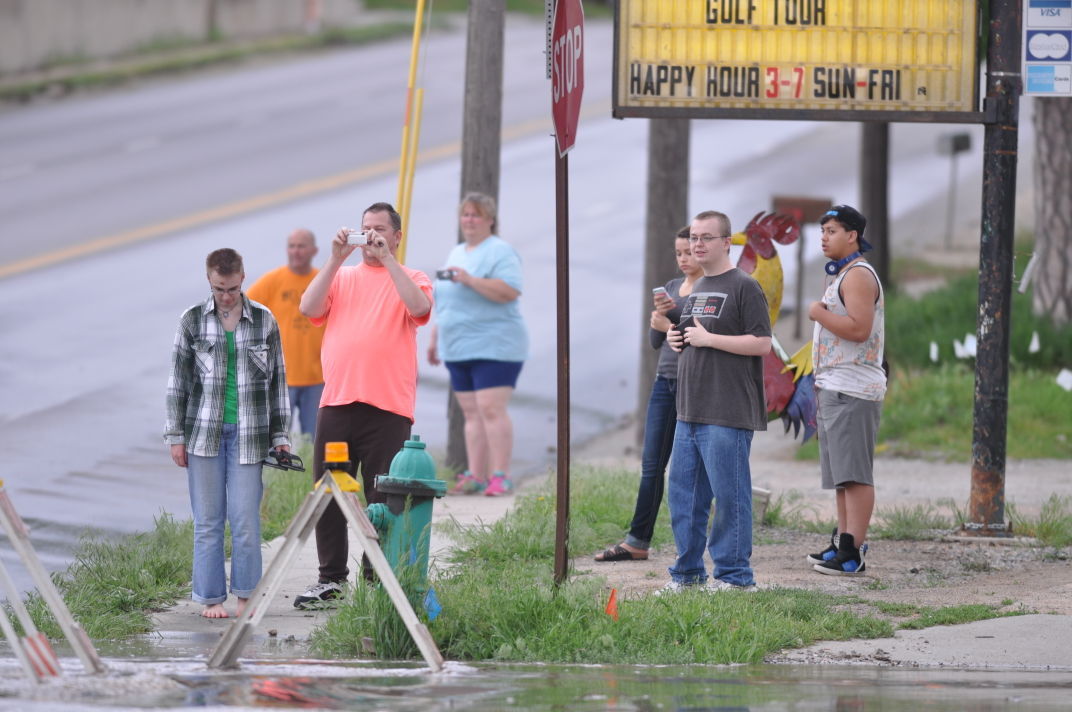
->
xmin=366 ymin=435 xmax=446 ymax=593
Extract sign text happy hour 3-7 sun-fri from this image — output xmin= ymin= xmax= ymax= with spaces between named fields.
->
xmin=613 ymin=0 xmax=981 ymax=121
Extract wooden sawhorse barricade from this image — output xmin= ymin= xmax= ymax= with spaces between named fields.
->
xmin=0 ymin=481 xmax=106 ymax=682
xmin=207 ymin=465 xmax=444 ymax=672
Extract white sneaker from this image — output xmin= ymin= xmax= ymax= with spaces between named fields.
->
xmin=654 ymin=580 xmax=697 ymax=596
xmin=704 ymin=579 xmax=758 ymax=593
xmin=293 ymin=581 xmax=343 ymax=609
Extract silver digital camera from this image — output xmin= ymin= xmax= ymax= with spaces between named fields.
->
xmin=347 ymin=230 xmax=370 ymax=245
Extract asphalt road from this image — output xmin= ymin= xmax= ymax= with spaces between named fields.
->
xmin=0 ymin=16 xmax=1037 ymax=591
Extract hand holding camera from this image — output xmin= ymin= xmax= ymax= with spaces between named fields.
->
xmin=346 ymin=229 xmax=370 ymax=245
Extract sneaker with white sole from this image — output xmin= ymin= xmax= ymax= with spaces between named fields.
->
xmin=704 ymin=579 xmax=758 ymax=593
xmin=293 ymin=581 xmax=343 ymax=609
xmin=806 ymin=527 xmax=839 ymax=565
xmin=813 ymin=533 xmax=868 ymax=576
xmin=654 ymin=580 xmax=700 ymax=596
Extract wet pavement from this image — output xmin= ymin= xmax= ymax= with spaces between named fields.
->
xmin=3 ymin=657 xmax=1072 ymax=710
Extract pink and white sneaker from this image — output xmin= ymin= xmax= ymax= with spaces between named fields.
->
xmin=484 ymin=473 xmax=513 ymax=497
xmin=449 ymin=472 xmax=486 ymax=495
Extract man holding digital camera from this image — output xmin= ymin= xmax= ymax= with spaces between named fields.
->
xmin=295 ymin=202 xmax=433 ymax=608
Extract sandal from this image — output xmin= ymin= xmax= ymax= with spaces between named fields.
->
xmin=594 ymin=544 xmax=648 ymax=562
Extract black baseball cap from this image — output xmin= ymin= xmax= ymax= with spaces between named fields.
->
xmin=821 ymin=205 xmax=872 ymax=252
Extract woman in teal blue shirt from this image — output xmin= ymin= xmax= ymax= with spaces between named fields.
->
xmin=427 ymin=193 xmax=528 ymax=497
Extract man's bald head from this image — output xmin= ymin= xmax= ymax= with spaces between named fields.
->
xmin=287 ymin=229 xmax=317 ymax=274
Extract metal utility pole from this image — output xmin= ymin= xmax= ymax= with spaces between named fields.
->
xmin=859 ymin=122 xmax=890 ymax=288
xmin=448 ymin=0 xmax=506 ymax=473
xmin=636 ymin=118 xmax=690 ymax=442
xmin=967 ymin=0 xmax=1021 ymax=536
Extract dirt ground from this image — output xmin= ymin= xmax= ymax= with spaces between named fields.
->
xmin=574 ymin=528 xmax=1072 ymax=616
xmin=568 ymin=423 xmax=1072 ymax=631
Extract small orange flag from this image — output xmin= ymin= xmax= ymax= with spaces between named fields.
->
xmin=605 ymin=588 xmax=619 ymax=621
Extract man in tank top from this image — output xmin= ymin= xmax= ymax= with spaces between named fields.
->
xmin=807 ymin=205 xmax=886 ymax=576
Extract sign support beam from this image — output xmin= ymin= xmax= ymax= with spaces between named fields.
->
xmin=966 ymin=0 xmax=1023 ymax=537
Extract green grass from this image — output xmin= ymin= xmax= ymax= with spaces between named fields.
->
xmin=310 ymin=467 xmax=895 ymax=663
xmin=19 ymin=514 xmax=193 ymax=640
xmin=1009 ymin=494 xmax=1072 ymax=548
xmin=788 ymin=252 xmax=1072 ymax=462
xmin=885 ymin=261 xmax=1072 ymax=372
xmin=870 ymin=600 xmax=1027 ymax=629
xmin=15 ymin=442 xmax=317 ymax=640
xmin=896 ymin=603 xmax=1025 ymax=630
xmin=761 ymin=490 xmax=834 ymax=533
xmin=870 ymin=503 xmax=953 ymax=540
xmin=796 ymin=365 xmax=1072 ymax=461
xmin=261 ymin=440 xmax=317 ymax=540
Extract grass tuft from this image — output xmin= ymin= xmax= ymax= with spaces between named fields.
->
xmin=1009 ymin=494 xmax=1072 ymax=548
xmin=896 ymin=604 xmax=1025 ymax=630
xmin=871 ymin=503 xmax=953 ymax=540
xmin=310 ymin=468 xmax=895 ymax=664
xmin=19 ymin=514 xmax=192 ymax=639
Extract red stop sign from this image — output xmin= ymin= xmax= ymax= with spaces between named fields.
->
xmin=551 ymin=0 xmax=584 ymax=157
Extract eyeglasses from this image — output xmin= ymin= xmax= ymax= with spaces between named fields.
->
xmin=210 ymin=286 xmax=241 ymax=295
xmin=688 ymin=234 xmax=730 ymax=244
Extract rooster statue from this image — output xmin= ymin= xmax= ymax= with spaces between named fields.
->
xmin=730 ymin=212 xmax=817 ymax=441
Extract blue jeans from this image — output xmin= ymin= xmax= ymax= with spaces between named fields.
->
xmin=667 ymin=421 xmax=755 ymax=587
xmin=289 ymin=384 xmax=324 ymax=437
xmin=186 ymin=423 xmax=264 ymax=604
xmin=624 ymin=376 xmax=677 ymax=550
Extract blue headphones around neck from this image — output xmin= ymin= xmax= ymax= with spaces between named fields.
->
xmin=825 ymin=251 xmax=862 ymax=275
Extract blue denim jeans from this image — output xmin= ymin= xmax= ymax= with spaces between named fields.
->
xmin=667 ymin=421 xmax=755 ymax=587
xmin=186 ymin=423 xmax=264 ymax=604
xmin=288 ymin=383 xmax=325 ymax=437
xmin=624 ymin=376 xmax=677 ymax=550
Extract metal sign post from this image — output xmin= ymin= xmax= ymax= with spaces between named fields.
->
xmin=549 ymin=0 xmax=584 ymax=587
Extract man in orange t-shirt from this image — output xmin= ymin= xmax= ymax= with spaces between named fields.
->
xmin=294 ymin=202 xmax=433 ymax=608
xmin=246 ymin=229 xmax=325 ymax=438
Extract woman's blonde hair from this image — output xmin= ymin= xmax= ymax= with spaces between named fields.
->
xmin=460 ymin=192 xmax=498 ymax=233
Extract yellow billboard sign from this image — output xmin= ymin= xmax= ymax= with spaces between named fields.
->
xmin=614 ymin=0 xmax=981 ymax=121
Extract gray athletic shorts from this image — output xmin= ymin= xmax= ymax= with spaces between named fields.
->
xmin=817 ymin=388 xmax=882 ymax=490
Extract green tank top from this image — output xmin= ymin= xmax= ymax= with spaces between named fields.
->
xmin=224 ymin=330 xmax=238 ymax=424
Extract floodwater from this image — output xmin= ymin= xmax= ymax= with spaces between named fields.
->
xmin=3 ymin=654 xmax=1072 ymax=710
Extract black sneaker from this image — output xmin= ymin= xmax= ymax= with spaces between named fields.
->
xmin=293 ymin=581 xmax=343 ymax=609
xmin=813 ymin=532 xmax=867 ymax=576
xmin=805 ymin=527 xmax=839 ymax=565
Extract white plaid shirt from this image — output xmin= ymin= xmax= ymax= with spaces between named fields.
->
xmin=165 ymin=294 xmax=290 ymax=464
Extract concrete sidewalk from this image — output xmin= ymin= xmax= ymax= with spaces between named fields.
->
xmin=770 ymin=615 xmax=1072 ymax=670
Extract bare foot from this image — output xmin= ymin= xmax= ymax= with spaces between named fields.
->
xmin=201 ymin=603 xmax=229 ymax=619
xmin=236 ymin=597 xmax=249 ymax=618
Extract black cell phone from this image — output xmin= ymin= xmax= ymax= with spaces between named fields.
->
xmin=435 ymin=269 xmax=455 ymax=280
xmin=673 ymin=320 xmax=690 ymax=349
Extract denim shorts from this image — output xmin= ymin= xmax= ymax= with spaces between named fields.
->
xmin=445 ymin=359 xmax=523 ymax=392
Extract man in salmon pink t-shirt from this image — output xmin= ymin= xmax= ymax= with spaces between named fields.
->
xmin=294 ymin=202 xmax=433 ymax=609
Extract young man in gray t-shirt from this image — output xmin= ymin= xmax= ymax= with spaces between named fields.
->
xmin=662 ymin=210 xmax=771 ymax=592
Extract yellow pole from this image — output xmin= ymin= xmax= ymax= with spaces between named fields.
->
xmin=399 ymin=87 xmax=424 ymax=254
xmin=396 ymin=0 xmax=428 ymax=263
